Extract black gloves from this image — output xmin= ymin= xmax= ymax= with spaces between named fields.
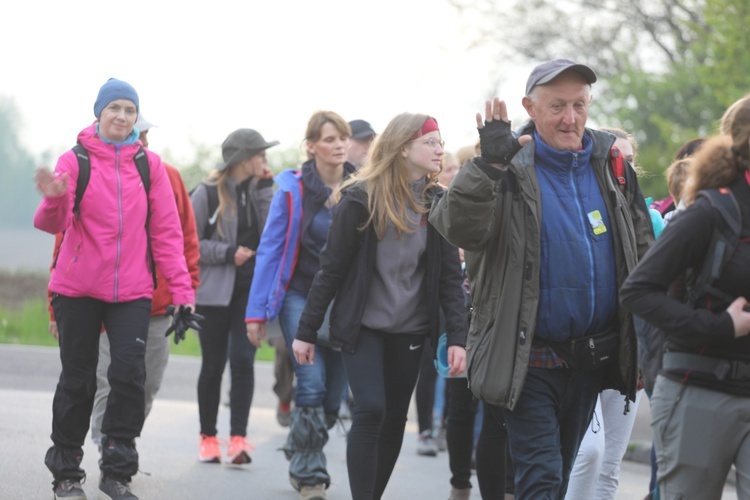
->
xmin=165 ymin=305 xmax=204 ymax=344
xmin=478 ymin=119 xmax=522 ymax=165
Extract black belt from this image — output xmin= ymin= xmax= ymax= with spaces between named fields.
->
xmin=663 ymin=352 xmax=750 ymax=381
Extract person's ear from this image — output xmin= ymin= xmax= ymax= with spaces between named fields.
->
xmin=401 ymin=144 xmax=409 ymax=158
xmin=522 ymin=96 xmax=535 ymax=119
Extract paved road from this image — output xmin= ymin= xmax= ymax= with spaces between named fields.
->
xmin=1 ymin=344 xmax=736 ymax=499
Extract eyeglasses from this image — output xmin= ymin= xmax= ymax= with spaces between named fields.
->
xmin=412 ymin=137 xmax=445 ymax=150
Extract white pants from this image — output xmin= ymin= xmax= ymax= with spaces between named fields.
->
xmin=90 ymin=314 xmax=171 ymax=444
xmin=566 ymin=389 xmax=643 ymax=500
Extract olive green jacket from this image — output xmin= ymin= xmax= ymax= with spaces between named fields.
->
xmin=429 ymin=127 xmax=653 ymax=410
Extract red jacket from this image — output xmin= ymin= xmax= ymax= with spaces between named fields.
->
xmin=152 ymin=163 xmax=200 ymax=315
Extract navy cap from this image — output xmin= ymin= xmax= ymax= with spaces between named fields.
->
xmin=525 ymin=59 xmax=597 ymax=96
xmin=349 ymin=119 xmax=376 ymax=140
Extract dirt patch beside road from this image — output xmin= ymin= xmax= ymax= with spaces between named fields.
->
xmin=0 ymin=269 xmax=49 ymax=311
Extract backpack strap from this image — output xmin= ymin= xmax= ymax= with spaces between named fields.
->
xmin=203 ymin=183 xmax=220 ymax=240
xmin=133 ymin=147 xmax=157 ymax=289
xmin=54 ymin=144 xmax=90 ymax=269
xmin=72 ymin=144 xmax=90 ymax=217
xmin=609 ymin=145 xmax=626 ymax=193
xmin=687 ymin=188 xmax=741 ymax=306
xmin=134 ymin=147 xmax=150 ymax=193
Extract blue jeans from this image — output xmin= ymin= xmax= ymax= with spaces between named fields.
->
xmin=503 ymin=365 xmax=605 ymax=499
xmin=278 ymin=290 xmax=346 ymax=412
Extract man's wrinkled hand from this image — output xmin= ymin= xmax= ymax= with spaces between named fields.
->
xmin=475 ymin=97 xmax=532 ymax=166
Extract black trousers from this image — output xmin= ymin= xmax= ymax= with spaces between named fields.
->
xmin=196 ymin=288 xmax=256 ymax=437
xmin=447 ymin=377 xmax=515 ymax=496
xmin=46 ymin=294 xmax=150 ymax=482
xmin=342 ymin=327 xmax=425 ymax=500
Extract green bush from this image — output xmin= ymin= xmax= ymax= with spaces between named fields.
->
xmin=0 ymin=299 xmax=275 ymax=362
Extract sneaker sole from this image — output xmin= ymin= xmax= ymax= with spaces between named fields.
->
xmin=54 ymin=494 xmax=86 ymax=500
xmin=98 ymin=487 xmax=132 ymax=500
xmin=227 ymin=450 xmax=252 ymax=464
xmin=199 ymin=456 xmax=221 ymax=463
xmin=417 ymin=449 xmax=438 ymax=457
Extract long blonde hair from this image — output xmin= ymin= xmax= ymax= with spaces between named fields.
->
xmin=682 ymin=94 xmax=750 ymax=205
xmin=339 ymin=112 xmax=439 ymax=239
xmin=203 ymin=168 xmax=234 ymax=239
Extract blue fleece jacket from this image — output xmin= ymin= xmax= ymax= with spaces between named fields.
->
xmin=533 ymin=132 xmax=618 ymax=341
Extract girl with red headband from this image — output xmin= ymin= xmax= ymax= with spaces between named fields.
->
xmin=292 ymin=113 xmax=467 ymax=499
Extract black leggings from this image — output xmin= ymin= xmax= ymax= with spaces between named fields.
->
xmin=342 ymin=327 xmax=424 ymax=500
xmin=415 ymin=335 xmax=437 ymax=433
xmin=196 ymin=288 xmax=256 ymax=437
xmin=447 ymin=377 xmax=515 ymax=497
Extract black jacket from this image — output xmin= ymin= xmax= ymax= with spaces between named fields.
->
xmin=289 ymin=159 xmax=358 ymax=295
xmin=296 ymin=182 xmax=467 ymax=354
xmin=621 ymin=178 xmax=750 ymax=396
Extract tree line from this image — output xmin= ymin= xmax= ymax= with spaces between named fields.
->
xmin=450 ymin=0 xmax=750 ymax=198
xmin=4 ymin=0 xmax=749 ymax=226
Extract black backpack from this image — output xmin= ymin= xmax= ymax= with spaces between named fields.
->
xmin=686 ymin=188 xmax=742 ymax=306
xmin=190 ymin=182 xmax=220 ymax=240
xmin=67 ymin=143 xmax=157 ymax=288
xmin=72 ymin=143 xmax=150 ymax=216
xmin=637 ymin=187 xmax=742 ymax=392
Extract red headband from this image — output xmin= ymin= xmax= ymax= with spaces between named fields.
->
xmin=411 ymin=117 xmax=439 ymax=140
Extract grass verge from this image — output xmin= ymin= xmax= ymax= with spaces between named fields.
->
xmin=0 ymin=299 xmax=275 ymax=361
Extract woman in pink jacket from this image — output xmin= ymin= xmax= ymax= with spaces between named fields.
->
xmin=33 ymin=78 xmax=195 ymax=500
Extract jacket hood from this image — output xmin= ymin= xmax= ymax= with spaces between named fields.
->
xmin=687 ymin=135 xmax=745 ymax=199
xmin=274 ymin=160 xmax=358 ymax=193
xmin=77 ymin=122 xmax=143 ymax=156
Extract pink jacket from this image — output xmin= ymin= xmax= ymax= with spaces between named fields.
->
xmin=34 ymin=123 xmax=194 ymax=305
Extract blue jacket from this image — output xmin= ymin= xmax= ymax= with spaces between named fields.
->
xmin=245 ymin=169 xmax=304 ymax=322
xmin=533 ymin=132 xmax=617 ymax=341
xmin=245 ymin=160 xmax=357 ymax=323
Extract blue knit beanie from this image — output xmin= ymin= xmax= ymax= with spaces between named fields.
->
xmin=94 ymin=78 xmax=139 ymax=119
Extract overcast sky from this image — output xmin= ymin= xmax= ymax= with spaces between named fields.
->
xmin=4 ymin=0 xmax=533 ymax=166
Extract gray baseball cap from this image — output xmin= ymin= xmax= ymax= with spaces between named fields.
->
xmin=217 ymin=129 xmax=279 ymax=172
xmin=349 ymin=119 xmax=376 ymax=140
xmin=525 ymin=58 xmax=597 ymax=96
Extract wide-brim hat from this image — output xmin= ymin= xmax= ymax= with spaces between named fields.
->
xmin=217 ymin=129 xmax=279 ymax=171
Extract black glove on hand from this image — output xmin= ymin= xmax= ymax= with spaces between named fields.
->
xmin=165 ymin=305 xmax=204 ymax=345
xmin=478 ymin=119 xmax=522 ymax=165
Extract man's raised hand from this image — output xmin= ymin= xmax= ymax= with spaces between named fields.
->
xmin=476 ymin=97 xmax=531 ymax=166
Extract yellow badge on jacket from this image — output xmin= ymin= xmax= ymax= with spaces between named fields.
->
xmin=587 ymin=210 xmax=607 ymax=235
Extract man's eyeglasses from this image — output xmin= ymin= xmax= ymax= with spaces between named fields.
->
xmin=412 ymin=137 xmax=445 ymax=150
